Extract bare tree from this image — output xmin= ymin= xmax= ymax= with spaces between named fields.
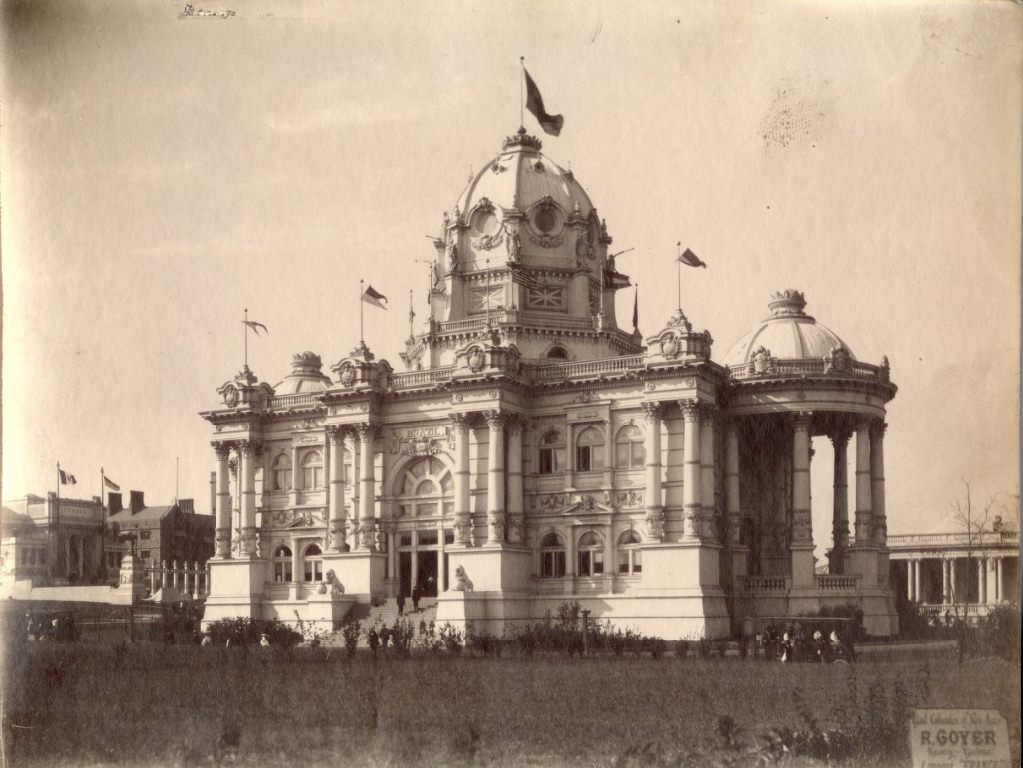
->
xmin=948 ymin=480 xmax=998 ymax=662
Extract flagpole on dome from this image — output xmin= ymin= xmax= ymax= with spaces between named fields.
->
xmin=360 ymin=279 xmax=365 ymax=346
xmin=677 ymin=243 xmax=682 ymax=312
xmin=244 ymin=308 xmax=249 ymax=370
xmin=519 ymin=56 xmax=525 ymax=130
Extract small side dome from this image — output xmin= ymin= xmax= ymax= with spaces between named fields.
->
xmin=273 ymin=351 xmax=331 ymax=394
xmin=723 ymin=290 xmax=855 ymax=366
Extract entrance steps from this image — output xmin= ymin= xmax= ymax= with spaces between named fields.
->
xmin=337 ymin=597 xmax=438 ymax=646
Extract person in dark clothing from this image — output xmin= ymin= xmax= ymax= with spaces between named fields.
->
xmin=396 ymin=591 xmax=406 ymax=617
xmin=411 ymin=584 xmax=421 ymax=612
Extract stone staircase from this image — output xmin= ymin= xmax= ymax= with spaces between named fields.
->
xmin=337 ymin=597 xmax=439 ymax=646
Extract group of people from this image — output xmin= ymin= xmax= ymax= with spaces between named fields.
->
xmin=396 ymin=578 xmax=434 ymax=617
xmin=24 ymin=613 xmax=79 ymax=642
xmin=762 ymin=623 xmax=855 ymax=663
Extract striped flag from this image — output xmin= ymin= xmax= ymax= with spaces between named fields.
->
xmin=524 ymin=67 xmax=564 ymax=137
xmin=510 ymin=268 xmax=542 ymax=291
xmin=59 ymin=469 xmax=77 ymax=485
xmin=362 ymin=285 xmax=389 ymax=310
xmin=103 ymin=475 xmax=121 ymax=491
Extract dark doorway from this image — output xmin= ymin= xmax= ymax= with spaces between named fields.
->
xmin=399 ymin=552 xmax=412 ymax=597
xmin=418 ymin=551 xmax=438 ymax=597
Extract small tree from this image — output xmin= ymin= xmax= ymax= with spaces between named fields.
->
xmin=948 ymin=481 xmax=997 ymax=662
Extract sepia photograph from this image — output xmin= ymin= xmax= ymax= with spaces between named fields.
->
xmin=1 ymin=1 xmax=1020 ymax=765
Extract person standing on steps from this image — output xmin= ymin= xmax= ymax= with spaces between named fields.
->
xmin=411 ymin=583 xmax=421 ymax=613
xmin=396 ymin=590 xmax=406 ymax=617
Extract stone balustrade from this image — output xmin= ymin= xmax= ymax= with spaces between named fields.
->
xmin=742 ymin=575 xmax=789 ymax=592
xmin=815 ymin=574 xmax=860 ymax=591
xmin=727 ymin=358 xmax=886 ymax=381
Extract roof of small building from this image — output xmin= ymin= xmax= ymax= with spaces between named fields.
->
xmin=108 ymin=505 xmax=177 ymax=524
xmin=722 ymin=290 xmax=855 ymax=366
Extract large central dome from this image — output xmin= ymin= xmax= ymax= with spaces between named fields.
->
xmin=454 ymin=129 xmax=595 ymax=224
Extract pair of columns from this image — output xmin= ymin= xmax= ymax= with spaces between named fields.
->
xmin=642 ymin=400 xmax=718 ymax=543
xmin=449 ymin=411 xmax=524 ymax=548
xmin=829 ymin=418 xmax=887 ymax=572
xmin=214 ymin=424 xmax=381 ymax=559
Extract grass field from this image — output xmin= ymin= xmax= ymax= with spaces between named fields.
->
xmin=2 ymin=643 xmax=1020 ymax=767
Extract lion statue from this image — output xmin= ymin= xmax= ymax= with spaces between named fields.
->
xmin=453 ymin=565 xmax=474 ymax=592
xmin=318 ymin=569 xmax=345 ymax=596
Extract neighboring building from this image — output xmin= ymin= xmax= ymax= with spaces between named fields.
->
xmin=889 ymin=516 xmax=1019 ymax=619
xmin=106 ymin=491 xmax=215 ymax=573
xmin=1 ymin=493 xmax=105 ymax=584
xmin=200 ymin=129 xmax=899 ymax=637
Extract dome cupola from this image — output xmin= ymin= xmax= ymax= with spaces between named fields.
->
xmin=273 ymin=351 xmax=331 ymax=394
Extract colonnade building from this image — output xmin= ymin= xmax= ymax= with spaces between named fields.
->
xmin=201 ymin=129 xmax=899 ymax=637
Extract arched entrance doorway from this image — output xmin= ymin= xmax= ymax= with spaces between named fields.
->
xmin=393 ymin=456 xmax=454 ymax=597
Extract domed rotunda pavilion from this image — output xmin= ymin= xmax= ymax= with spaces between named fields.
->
xmin=200 ymin=129 xmax=899 ymax=638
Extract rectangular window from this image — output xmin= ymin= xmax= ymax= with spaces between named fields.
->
xmin=578 ymin=550 xmax=590 ymax=576
xmin=399 ymin=533 xmax=413 ymax=547
xmin=418 ymin=531 xmax=438 ymax=547
xmin=577 ymin=446 xmax=603 ymax=472
xmin=304 ymin=560 xmax=321 ymax=583
xmin=633 ymin=550 xmax=642 ymax=574
xmin=539 ymin=449 xmax=555 ymax=474
xmin=594 ymin=551 xmax=604 ymax=575
xmin=21 ymin=549 xmax=27 ymax=566
xmin=274 ymin=561 xmax=292 ymax=582
xmin=541 ymin=551 xmax=566 ymax=578
xmin=444 ymin=531 xmax=455 ymax=545
xmin=615 ymin=443 xmax=630 ymax=468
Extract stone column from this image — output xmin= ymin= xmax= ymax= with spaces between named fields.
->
xmin=240 ymin=441 xmax=259 ymax=557
xmin=438 ymin=520 xmax=447 ymax=591
xmin=185 ymin=561 xmax=194 ymax=598
xmin=327 ymin=427 xmax=347 ymax=552
xmin=356 ymin=424 xmax=376 ymax=551
xmin=790 ymin=414 xmax=814 ymax=588
xmin=995 ymin=557 xmax=1003 ymax=602
xmin=941 ymin=558 xmax=951 ymax=604
xmin=484 ymin=411 xmax=507 ymax=545
xmin=288 ymin=443 xmax=299 ymax=508
xmin=680 ymin=400 xmax=702 ymax=539
xmin=978 ymin=557 xmax=987 ymax=604
xmin=643 ymin=402 xmax=664 ymax=541
xmin=161 ymin=560 xmax=170 ymax=589
xmin=700 ymin=406 xmax=718 ymax=542
xmin=907 ymin=559 xmax=915 ymax=601
xmin=870 ymin=421 xmax=887 ymax=546
xmin=291 ymin=537 xmax=300 ymax=584
xmin=214 ymin=443 xmax=232 ymax=558
xmin=451 ymin=414 xmax=472 ymax=546
xmin=724 ymin=420 xmax=741 ymax=546
xmin=507 ymin=418 xmax=524 ymax=545
xmin=854 ymin=420 xmax=873 ymax=544
xmin=913 ymin=559 xmax=921 ymax=602
xmin=829 ymin=429 xmax=851 ymax=574
xmin=387 ymin=531 xmax=397 ymax=583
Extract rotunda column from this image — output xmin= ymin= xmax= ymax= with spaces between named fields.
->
xmin=913 ymin=558 xmax=922 ymax=602
xmin=327 ymin=427 xmax=347 ymax=552
xmin=941 ymin=557 xmax=951 ymax=604
xmin=977 ymin=556 xmax=988 ymax=604
xmin=356 ymin=424 xmax=377 ymax=551
xmin=870 ymin=420 xmax=888 ymax=546
xmin=450 ymin=414 xmax=472 ymax=546
xmin=853 ymin=420 xmax=873 ymax=545
xmin=213 ymin=443 xmax=232 ymax=558
xmin=484 ymin=411 xmax=507 ymax=545
xmin=240 ymin=440 xmax=259 ymax=558
xmin=642 ymin=402 xmax=664 ymax=541
xmin=790 ymin=413 xmax=815 ymax=588
xmin=829 ymin=428 xmax=851 ymax=574
xmin=700 ymin=405 xmax=718 ymax=542
xmin=507 ymin=417 xmax=524 ymax=545
xmin=679 ymin=400 xmax=702 ymax=539
xmin=724 ymin=420 xmax=741 ymax=546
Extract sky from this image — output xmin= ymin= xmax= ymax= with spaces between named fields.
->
xmin=2 ymin=0 xmax=1020 ymax=539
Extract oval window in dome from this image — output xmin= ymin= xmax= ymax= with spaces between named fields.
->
xmin=472 ymin=210 xmax=499 ymax=236
xmin=534 ymin=208 xmax=557 ymax=233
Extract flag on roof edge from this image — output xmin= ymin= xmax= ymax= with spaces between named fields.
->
xmin=362 ymin=285 xmax=389 ymax=310
xmin=524 ymin=67 xmax=564 ymax=137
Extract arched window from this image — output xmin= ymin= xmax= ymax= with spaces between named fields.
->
xmin=540 ymin=532 xmax=566 ymax=578
xmin=538 ymin=430 xmax=565 ymax=475
xmin=273 ymin=545 xmax=293 ymax=583
xmin=302 ymin=543 xmax=322 ymax=583
xmin=575 ymin=426 xmax=605 ymax=472
xmin=577 ymin=531 xmax=604 ymax=576
xmin=617 ymin=530 xmax=642 ymax=575
xmin=615 ymin=425 xmax=645 ymax=469
xmin=547 ymin=346 xmax=569 ymax=360
xmin=300 ymin=450 xmax=324 ymax=490
xmin=271 ymin=454 xmax=292 ymax=492
xmin=397 ymin=457 xmax=452 ymax=518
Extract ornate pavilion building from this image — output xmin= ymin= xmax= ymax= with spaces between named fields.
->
xmin=201 ymin=129 xmax=899 ymax=637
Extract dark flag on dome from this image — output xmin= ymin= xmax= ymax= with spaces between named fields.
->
xmin=362 ymin=285 xmax=389 ymax=310
xmin=603 ymin=267 xmax=631 ymax=289
xmin=677 ymin=247 xmax=707 ymax=269
xmin=524 ymin=67 xmax=564 ymax=137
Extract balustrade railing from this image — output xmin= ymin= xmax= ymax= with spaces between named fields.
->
xmin=742 ymin=575 xmax=789 ymax=592
xmin=390 ymin=368 xmax=455 ymax=389
xmin=728 ymin=359 xmax=886 ymax=382
xmin=269 ymin=392 xmax=321 ymax=410
xmin=888 ymin=531 xmax=1018 ymax=547
xmin=815 ymin=574 xmax=860 ymax=591
xmin=535 ymin=355 xmax=646 ymax=381
xmin=142 ymin=560 xmax=211 ymax=600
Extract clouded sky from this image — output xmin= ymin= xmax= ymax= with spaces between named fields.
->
xmin=3 ymin=0 xmax=1020 ymax=538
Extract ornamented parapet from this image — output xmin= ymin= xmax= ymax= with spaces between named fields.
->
xmin=645 ymin=310 xmax=713 ymax=362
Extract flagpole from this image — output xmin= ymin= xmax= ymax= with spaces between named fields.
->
xmin=485 ymin=259 xmax=491 ymax=327
xmin=243 ymin=308 xmax=249 ymax=370
xmin=408 ymin=290 xmax=414 ymax=338
xmin=519 ymin=56 xmax=525 ymax=130
xmin=55 ymin=462 xmax=61 ymax=582
xmin=359 ymin=279 xmax=365 ymax=345
xmin=101 ymin=467 xmax=107 ymax=580
xmin=676 ymin=242 xmax=682 ymax=311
